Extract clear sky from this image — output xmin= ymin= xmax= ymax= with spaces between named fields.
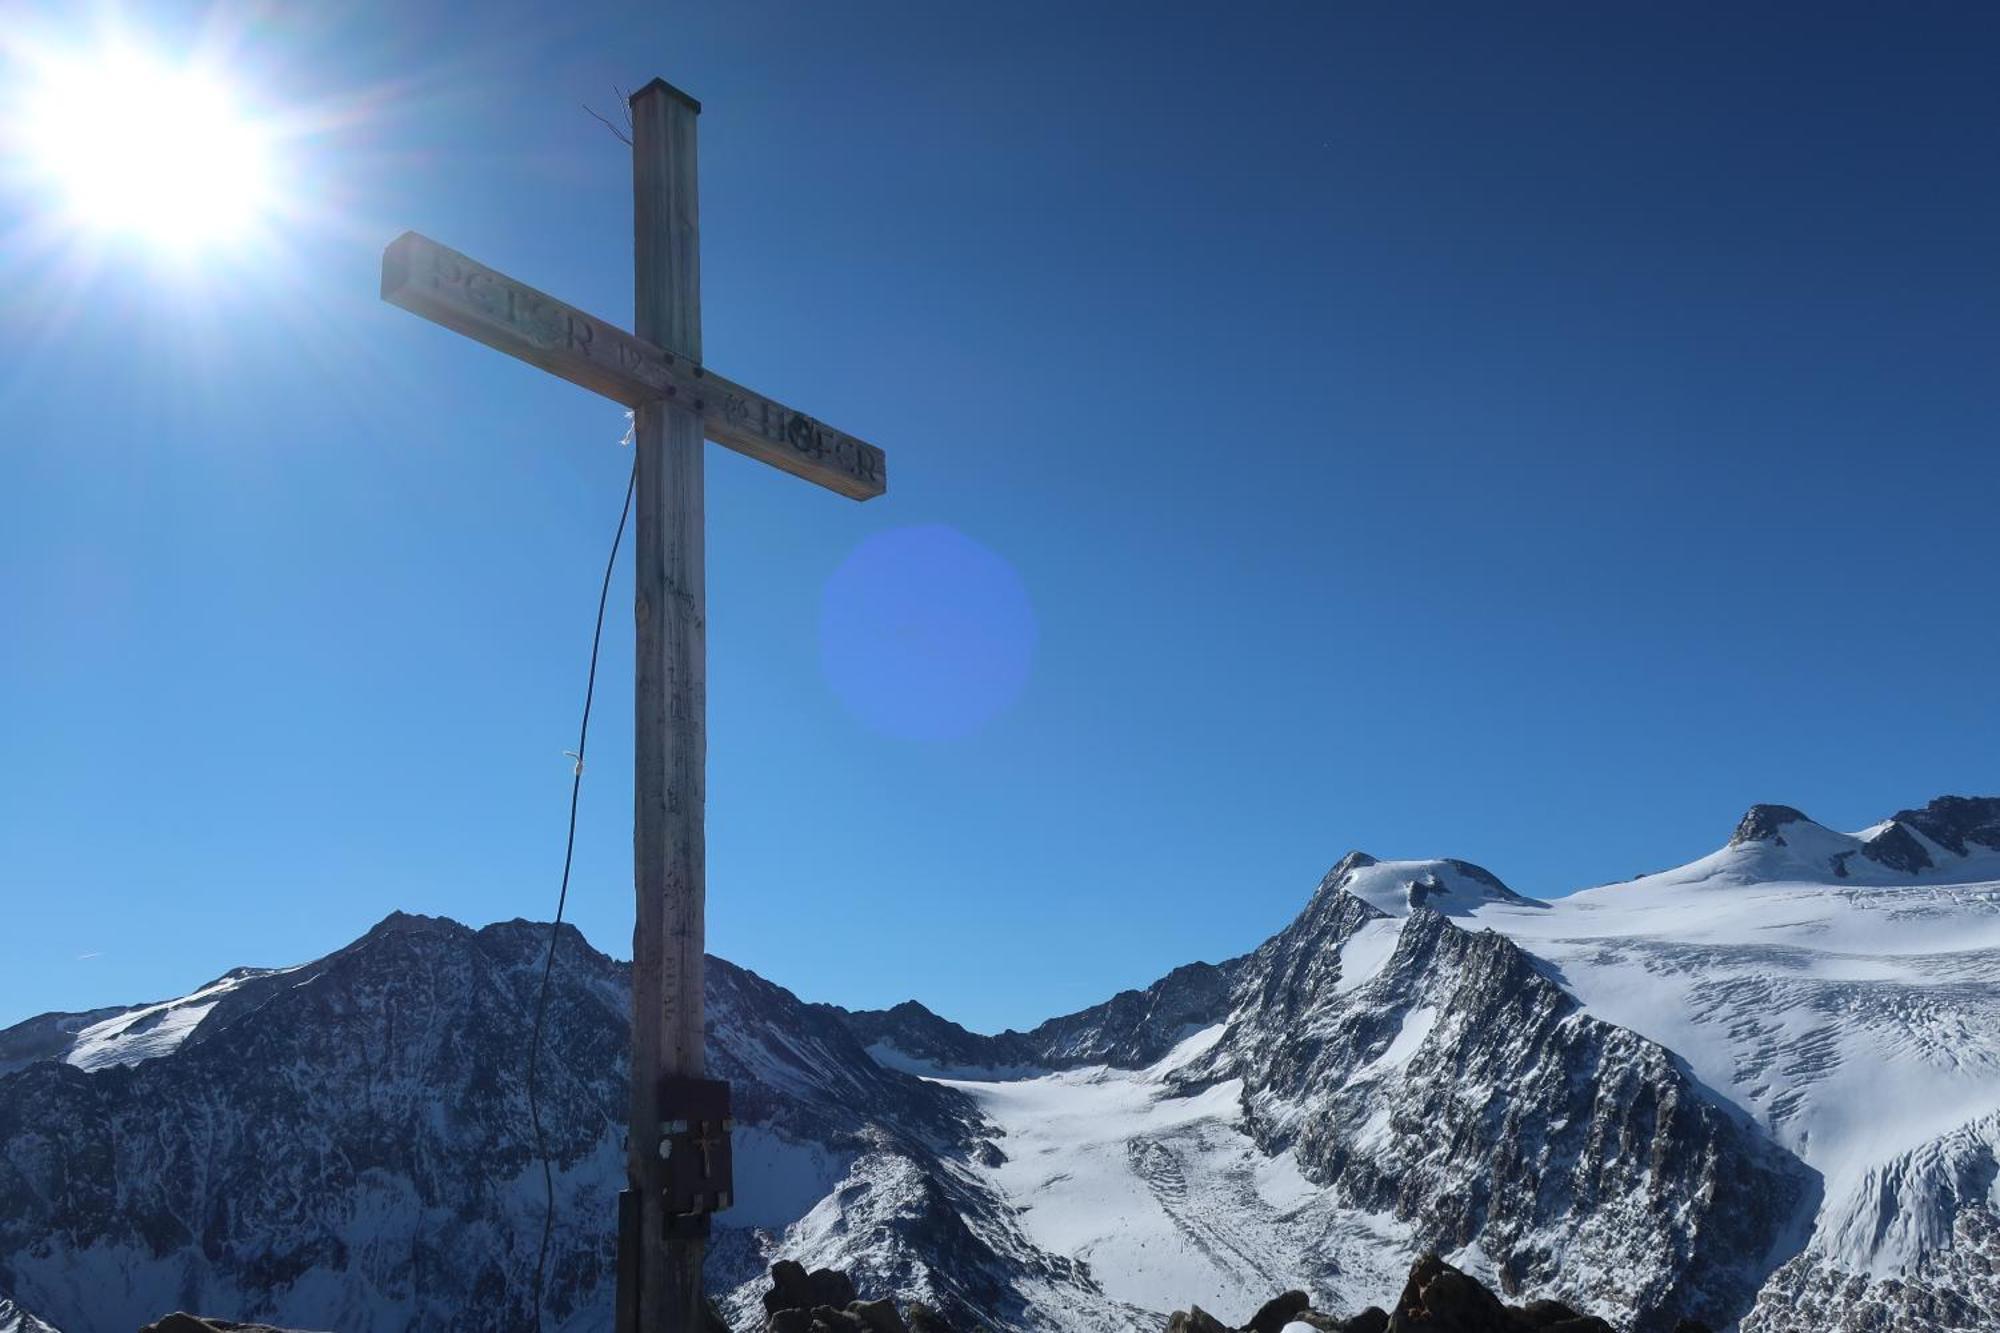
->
xmin=3 ymin=1 xmax=1995 ymax=1033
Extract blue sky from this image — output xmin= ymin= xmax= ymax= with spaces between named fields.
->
xmin=2 ymin=1 xmax=1995 ymax=1033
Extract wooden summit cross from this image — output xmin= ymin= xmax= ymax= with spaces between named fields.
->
xmin=381 ymin=80 xmax=887 ymax=1333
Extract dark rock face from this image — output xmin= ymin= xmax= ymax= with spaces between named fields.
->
xmin=1514 ymin=1298 xmax=1609 ymax=1331
xmin=1329 ymin=850 xmax=1381 ymax=879
xmin=765 ymin=1260 xmax=860 ymax=1316
xmin=1165 ymin=1308 xmax=1231 ymax=1333
xmin=760 ymin=1262 xmax=959 ymax=1333
xmin=1181 ymin=898 xmax=1818 ymax=1333
xmin=1379 ymin=1254 xmax=1632 ymax=1330
xmin=1404 ymin=866 xmax=1525 ymax=912
xmin=1021 ymin=958 xmax=1236 ymax=1067
xmin=1859 ymin=821 xmax=1935 ymax=874
xmin=1730 ymin=804 xmax=1812 ymax=846
xmin=835 ymin=1001 xmax=1039 ymax=1074
xmin=1739 ymin=1207 xmax=2000 ymax=1332
xmin=1437 ymin=860 xmax=1513 ymax=896
xmin=1246 ymin=1290 xmax=1311 ymax=1333
xmin=0 ymin=914 xmax=1002 ymax=1333
xmin=1891 ymin=795 xmax=2000 ymax=857
xmin=841 ymin=957 xmax=1240 ymax=1075
xmin=1156 ymin=1256 xmax=1690 ymax=1333
xmin=1387 ymin=1253 xmax=1510 ymax=1330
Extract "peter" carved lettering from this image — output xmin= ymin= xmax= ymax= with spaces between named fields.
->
xmin=383 ymin=231 xmax=885 ymax=499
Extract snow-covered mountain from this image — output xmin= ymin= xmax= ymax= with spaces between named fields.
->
xmin=0 ymin=915 xmax=1029 ymax=1333
xmin=0 ymin=1295 xmax=59 ymax=1333
xmin=3 ymin=796 xmax=1998 ymax=1333
xmin=850 ymin=796 xmax=2000 ymax=1332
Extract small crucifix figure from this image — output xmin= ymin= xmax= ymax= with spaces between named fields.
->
xmin=381 ymin=79 xmax=888 ymax=1333
xmin=691 ymin=1120 xmax=725 ymax=1179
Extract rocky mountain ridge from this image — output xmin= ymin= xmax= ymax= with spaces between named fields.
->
xmin=840 ymin=957 xmax=1238 ymax=1079
xmin=3 ymin=796 xmax=1997 ymax=1333
xmin=0 ymin=1295 xmax=59 ymax=1333
xmin=0 ymin=913 xmax=1023 ymax=1333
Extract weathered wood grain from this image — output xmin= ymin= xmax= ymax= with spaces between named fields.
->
xmin=628 ymin=78 xmax=710 ymax=1333
xmin=382 ymin=230 xmax=886 ymax=500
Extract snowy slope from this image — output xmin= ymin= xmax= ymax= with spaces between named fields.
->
xmin=1327 ymin=850 xmax=1546 ymax=918
xmin=852 ymin=796 xmax=2000 ymax=1332
xmin=60 ymin=967 xmax=303 ymax=1071
xmin=934 ymin=1025 xmax=1415 ymax=1331
xmin=1437 ymin=799 xmax=2000 ymax=1329
xmin=926 ymin=865 xmax=1813 ymax=1332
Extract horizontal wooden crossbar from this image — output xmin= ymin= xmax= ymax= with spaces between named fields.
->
xmin=381 ymin=231 xmax=886 ymax=500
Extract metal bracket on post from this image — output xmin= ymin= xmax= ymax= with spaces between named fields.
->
xmin=615 ymin=1188 xmax=641 ymax=1333
xmin=656 ymin=1074 xmax=733 ymax=1239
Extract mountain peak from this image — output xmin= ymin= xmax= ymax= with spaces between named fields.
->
xmin=1321 ymin=854 xmax=1538 ymax=918
xmin=1679 ymin=795 xmax=2000 ymax=887
xmin=1730 ymin=803 xmax=1815 ymax=846
xmin=358 ymin=909 xmax=459 ymax=940
xmin=1439 ymin=858 xmax=1512 ymax=894
xmin=1323 ymin=850 xmax=1379 ymax=885
xmin=1890 ymin=795 xmax=2000 ymax=858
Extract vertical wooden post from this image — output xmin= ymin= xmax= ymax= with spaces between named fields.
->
xmin=626 ymin=77 xmax=707 ymax=1333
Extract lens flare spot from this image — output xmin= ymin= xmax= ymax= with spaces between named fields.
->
xmin=820 ymin=525 xmax=1037 ymax=741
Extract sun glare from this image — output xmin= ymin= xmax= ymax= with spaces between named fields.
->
xmin=20 ymin=47 xmax=276 ymax=251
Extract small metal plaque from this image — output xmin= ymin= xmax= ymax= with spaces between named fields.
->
xmin=657 ymin=1075 xmax=733 ymax=1223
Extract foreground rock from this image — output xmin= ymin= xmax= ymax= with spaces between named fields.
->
xmin=761 ymin=1259 xmax=964 ymax=1333
xmin=141 ymin=1255 xmax=1709 ymax=1333
xmin=1161 ymin=1254 xmax=1717 ymax=1333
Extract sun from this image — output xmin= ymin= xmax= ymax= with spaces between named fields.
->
xmin=18 ymin=45 xmax=277 ymax=251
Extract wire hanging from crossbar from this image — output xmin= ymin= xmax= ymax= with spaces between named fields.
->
xmin=527 ymin=453 xmax=637 ymax=1331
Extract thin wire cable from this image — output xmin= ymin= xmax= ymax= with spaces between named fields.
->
xmin=528 ymin=456 xmax=637 ymax=1331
